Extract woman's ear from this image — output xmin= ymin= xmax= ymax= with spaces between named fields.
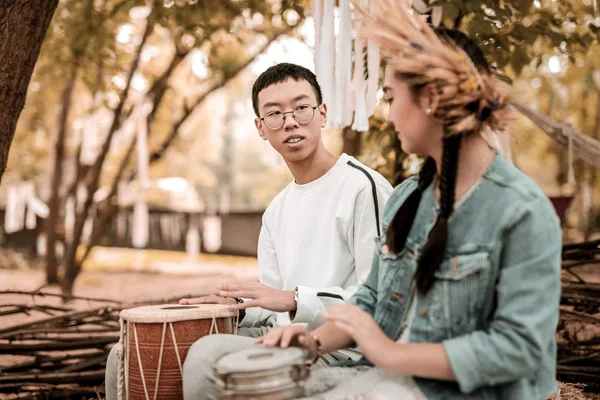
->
xmin=419 ymin=84 xmax=440 ymax=115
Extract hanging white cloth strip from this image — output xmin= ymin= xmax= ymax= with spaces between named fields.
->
xmin=4 ymin=185 xmax=18 ymax=234
xmin=316 ymin=0 xmax=336 ymax=127
xmin=186 ymin=223 xmax=200 ymax=260
xmin=365 ymin=0 xmax=381 ymax=118
xmin=334 ymin=0 xmax=353 ymax=128
xmin=311 ymin=0 xmax=322 ymax=68
xmin=351 ymin=0 xmax=370 ymax=132
xmin=23 ymin=183 xmax=37 ymax=230
xmin=14 ymin=183 xmax=27 ymax=232
xmin=132 ymin=100 xmax=151 ymax=249
xmin=202 ymin=215 xmax=222 ymax=253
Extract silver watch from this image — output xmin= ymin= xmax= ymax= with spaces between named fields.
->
xmin=293 ymin=286 xmax=299 ymax=304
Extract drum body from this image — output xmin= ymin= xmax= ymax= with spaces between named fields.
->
xmin=119 ymin=304 xmax=238 ymax=400
xmin=214 ymin=347 xmax=309 ymax=400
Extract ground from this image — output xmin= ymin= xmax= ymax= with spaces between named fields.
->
xmin=1 ymin=247 xmax=599 ymax=399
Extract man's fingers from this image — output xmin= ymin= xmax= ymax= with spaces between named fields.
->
xmin=180 ymin=295 xmax=222 ymax=305
xmin=228 ymin=299 xmax=259 ymax=310
xmin=219 ymin=290 xmax=253 ymax=299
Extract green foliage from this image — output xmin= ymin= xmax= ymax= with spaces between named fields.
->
xmin=431 ymin=0 xmax=598 ymax=78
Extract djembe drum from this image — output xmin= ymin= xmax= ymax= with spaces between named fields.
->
xmin=213 ymin=347 xmax=310 ymax=400
xmin=117 ymin=304 xmax=238 ymax=400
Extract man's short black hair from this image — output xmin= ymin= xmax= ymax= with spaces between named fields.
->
xmin=252 ymin=63 xmax=323 ymax=117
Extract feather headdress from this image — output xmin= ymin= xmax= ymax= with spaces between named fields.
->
xmin=353 ymin=0 xmax=510 ymax=136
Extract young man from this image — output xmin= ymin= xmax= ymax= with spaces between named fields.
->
xmin=177 ymin=63 xmax=392 ymax=399
xmin=104 ymin=63 xmax=391 ymax=399
xmin=182 ymin=63 xmax=392 ymax=336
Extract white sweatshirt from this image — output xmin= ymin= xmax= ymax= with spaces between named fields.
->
xmin=239 ymin=153 xmax=392 ymax=331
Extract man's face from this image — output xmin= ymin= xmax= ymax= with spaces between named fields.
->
xmin=254 ymin=79 xmax=327 ymax=163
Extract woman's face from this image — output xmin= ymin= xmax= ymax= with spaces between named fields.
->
xmin=383 ymin=68 xmax=443 ymax=157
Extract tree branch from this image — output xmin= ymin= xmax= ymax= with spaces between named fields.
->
xmin=62 ymin=20 xmax=154 ymax=292
xmin=45 ymin=69 xmax=78 ymax=284
xmin=144 ymin=28 xmax=293 ymax=171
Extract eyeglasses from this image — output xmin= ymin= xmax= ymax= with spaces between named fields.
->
xmin=260 ymin=104 xmax=319 ymax=130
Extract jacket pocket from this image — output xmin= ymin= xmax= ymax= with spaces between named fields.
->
xmin=426 ymin=251 xmax=491 ymax=335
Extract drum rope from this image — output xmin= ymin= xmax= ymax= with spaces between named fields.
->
xmin=133 ymin=323 xmax=151 ymax=400
xmin=169 ymin=322 xmax=184 ymax=376
xmin=209 ymin=311 xmax=219 ymax=334
xmin=152 ymin=321 xmax=167 ymax=400
xmin=117 ymin=318 xmax=126 ymax=400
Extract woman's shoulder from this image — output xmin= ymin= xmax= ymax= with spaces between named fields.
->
xmin=484 ymin=155 xmax=560 ymax=232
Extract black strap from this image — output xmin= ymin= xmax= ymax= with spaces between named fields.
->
xmin=316 ymin=292 xmax=344 ymax=301
xmin=346 ymin=160 xmax=381 ymax=237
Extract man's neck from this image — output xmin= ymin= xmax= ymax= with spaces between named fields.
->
xmin=285 ymin=145 xmax=339 ymax=185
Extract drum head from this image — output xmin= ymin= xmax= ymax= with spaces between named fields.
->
xmin=215 ymin=347 xmax=307 ymax=374
xmin=120 ymin=303 xmax=237 ymax=323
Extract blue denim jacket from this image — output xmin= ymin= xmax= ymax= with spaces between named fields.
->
xmin=349 ymin=154 xmax=562 ymax=400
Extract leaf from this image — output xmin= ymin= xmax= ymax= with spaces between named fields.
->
xmin=510 ymin=45 xmax=530 ymax=76
xmin=516 ymin=0 xmax=533 ymax=13
xmin=467 ymin=17 xmax=494 ymax=37
xmin=443 ymin=3 xmax=461 ymax=22
xmin=521 ymin=28 xmax=539 ymax=45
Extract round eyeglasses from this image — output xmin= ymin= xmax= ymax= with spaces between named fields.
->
xmin=260 ymin=104 xmax=319 ymax=130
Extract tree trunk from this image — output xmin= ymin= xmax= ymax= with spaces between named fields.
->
xmin=0 ymin=0 xmax=59 ymax=183
xmin=341 ymin=126 xmax=362 ymax=157
xmin=46 ymin=73 xmax=77 ymax=284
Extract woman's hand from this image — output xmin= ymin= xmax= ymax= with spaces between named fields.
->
xmin=255 ymin=325 xmax=318 ymax=361
xmin=322 ymin=304 xmax=396 ymax=367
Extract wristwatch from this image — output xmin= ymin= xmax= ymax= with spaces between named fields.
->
xmin=293 ymin=286 xmax=299 ymax=306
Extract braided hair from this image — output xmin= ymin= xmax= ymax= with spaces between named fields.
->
xmin=385 ymin=29 xmax=496 ymax=294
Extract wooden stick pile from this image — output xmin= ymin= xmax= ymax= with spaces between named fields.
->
xmin=557 ymin=239 xmax=600 ymax=393
xmin=1 ymin=240 xmax=599 ymax=398
xmin=0 ymin=292 xmax=204 ymax=399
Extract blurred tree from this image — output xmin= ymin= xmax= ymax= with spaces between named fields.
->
xmin=4 ymin=0 xmax=307 ymax=295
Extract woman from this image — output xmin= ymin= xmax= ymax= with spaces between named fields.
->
xmin=257 ymin=1 xmax=562 ymax=399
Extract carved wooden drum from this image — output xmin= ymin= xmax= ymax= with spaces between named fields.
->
xmin=118 ymin=304 xmax=238 ymax=400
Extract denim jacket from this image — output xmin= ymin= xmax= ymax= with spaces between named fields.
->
xmin=349 ymin=154 xmax=562 ymax=400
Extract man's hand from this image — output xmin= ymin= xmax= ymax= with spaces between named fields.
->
xmin=218 ymin=282 xmax=296 ymax=313
xmin=179 ymin=295 xmax=237 ymax=306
